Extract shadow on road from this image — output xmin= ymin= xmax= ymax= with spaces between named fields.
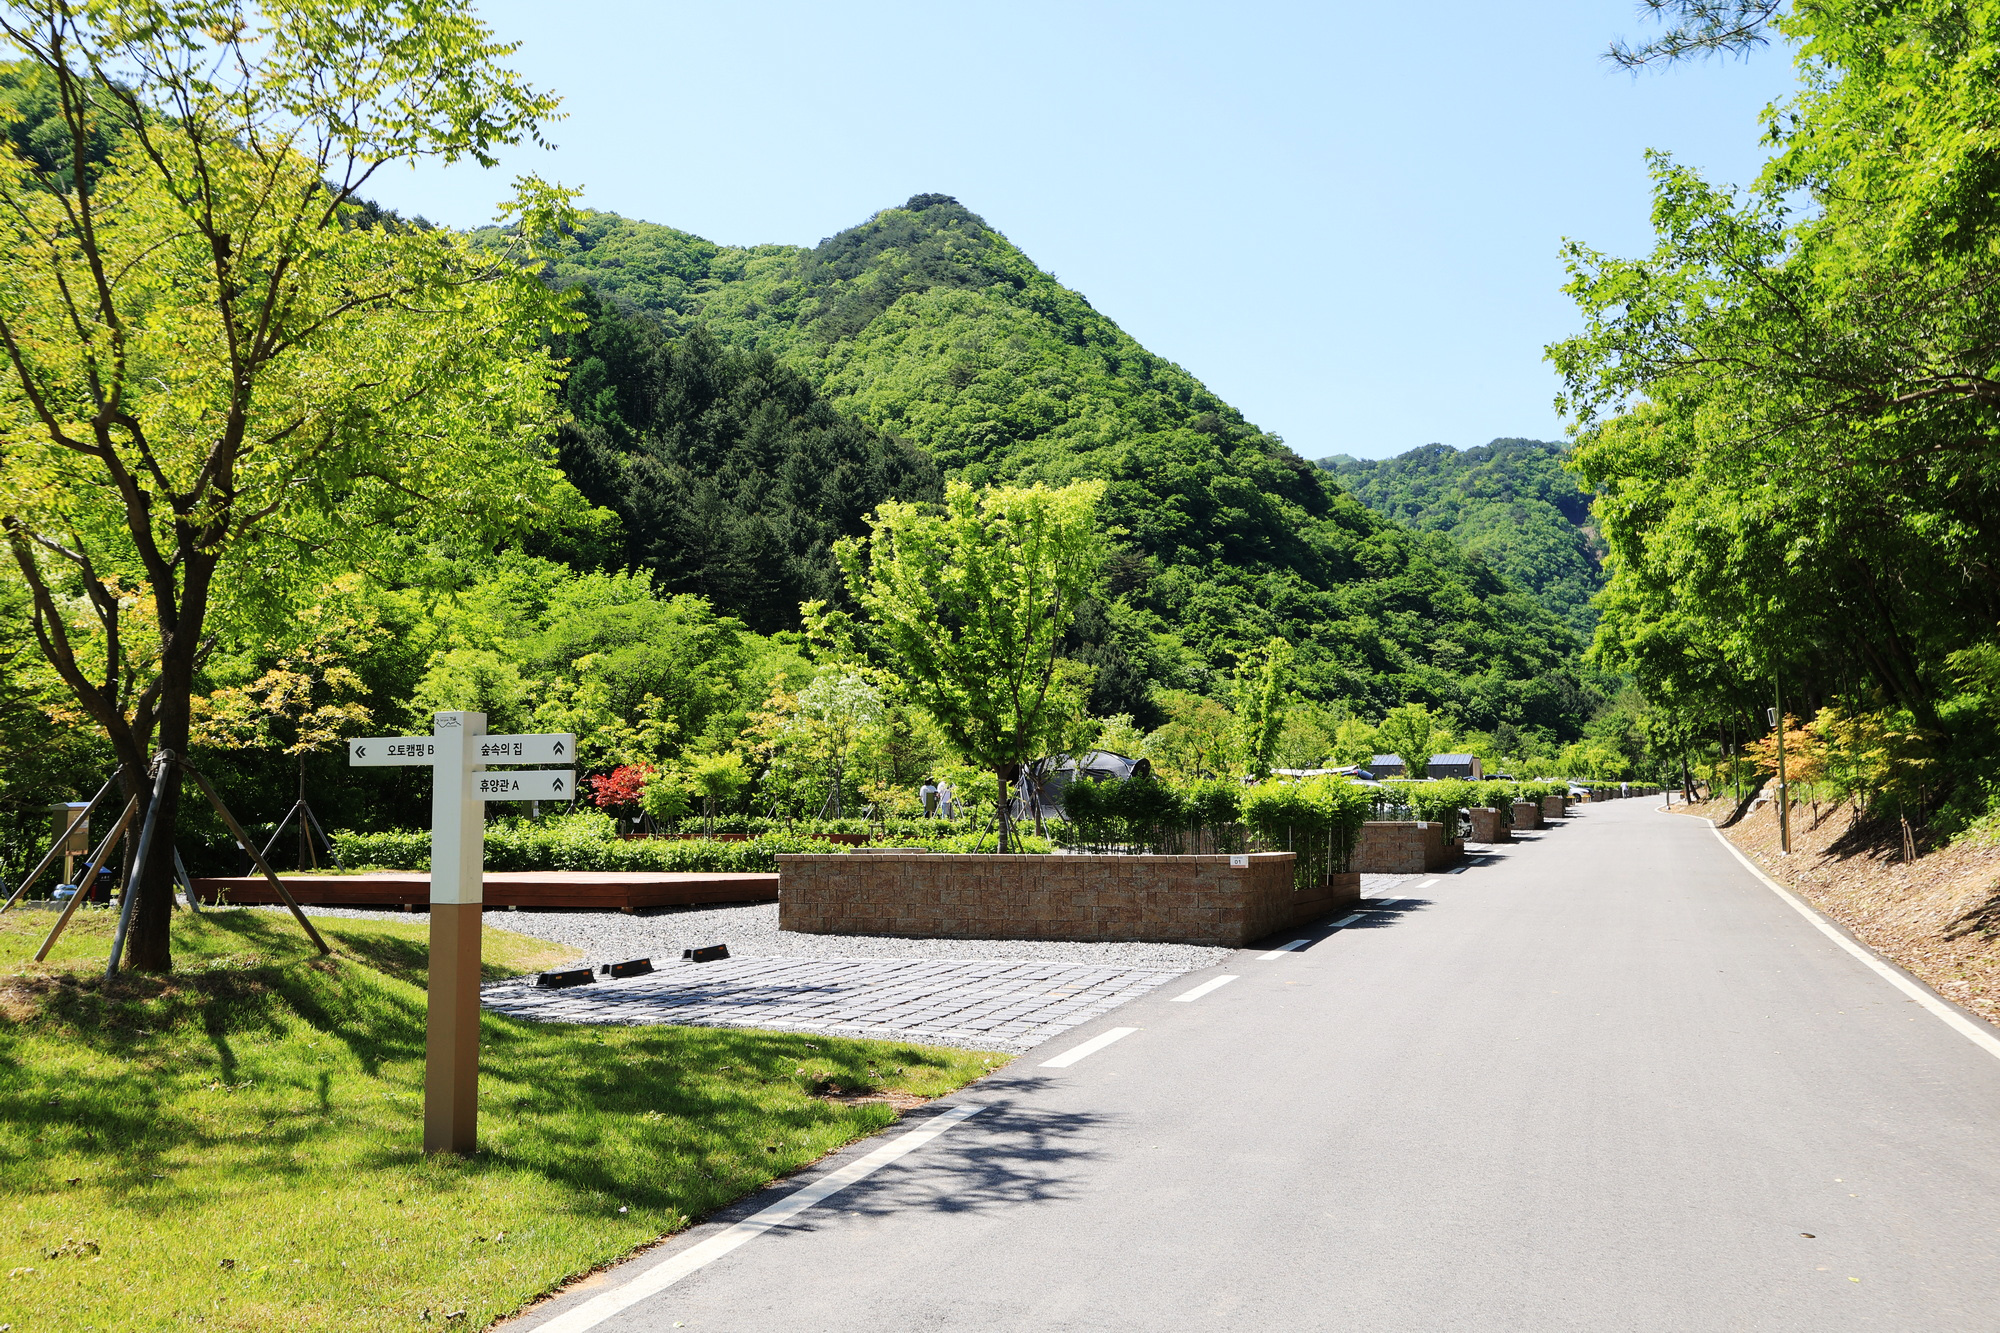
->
xmin=1347 ymin=898 xmax=1431 ymax=929
xmin=754 ymin=1096 xmax=1117 ymax=1230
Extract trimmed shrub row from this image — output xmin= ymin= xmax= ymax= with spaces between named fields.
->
xmin=331 ymin=812 xmax=1052 ymax=873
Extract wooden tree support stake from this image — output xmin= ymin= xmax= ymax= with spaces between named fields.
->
xmin=0 ymin=768 xmax=123 ymax=915
xmin=34 ymin=798 xmax=140 ymax=962
xmin=185 ymin=767 xmax=331 ymax=956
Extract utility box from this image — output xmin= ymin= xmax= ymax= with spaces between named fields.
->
xmin=47 ymin=802 xmax=90 ymax=885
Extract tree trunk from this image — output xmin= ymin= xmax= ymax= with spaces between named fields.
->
xmin=298 ymin=753 xmax=312 ymax=871
xmin=126 ymin=622 xmax=206 ymax=973
xmin=994 ymin=766 xmax=1012 ymax=854
xmin=125 ymin=718 xmax=191 ymax=974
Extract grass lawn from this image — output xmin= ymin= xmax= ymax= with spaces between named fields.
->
xmin=0 ymin=906 xmax=1002 ymax=1331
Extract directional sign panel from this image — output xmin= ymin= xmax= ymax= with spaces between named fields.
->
xmin=475 ymin=770 xmax=575 ymax=802
xmin=474 ymin=733 xmax=575 ymax=764
xmin=349 ymin=737 xmax=440 ymax=766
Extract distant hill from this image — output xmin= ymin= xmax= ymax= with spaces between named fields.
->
xmin=1317 ymin=441 xmax=1605 ymax=637
xmin=515 ymin=198 xmax=1592 ymax=736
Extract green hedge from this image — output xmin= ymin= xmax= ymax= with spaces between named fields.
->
xmin=330 ymin=812 xmax=1051 ymax=873
xmin=1057 ymin=775 xmax=1244 ymax=855
xmin=650 ymin=814 xmax=984 ymax=839
xmin=1240 ymin=776 xmax=1372 ymax=883
xmin=1388 ymin=779 xmax=1478 ymax=841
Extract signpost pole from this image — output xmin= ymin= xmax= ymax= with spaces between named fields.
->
xmin=348 ymin=721 xmax=569 ymax=1156
xmin=427 ymin=710 xmax=486 ymax=1155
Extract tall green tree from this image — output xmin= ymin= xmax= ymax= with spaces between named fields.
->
xmin=836 ymin=479 xmax=1103 ymax=850
xmin=1554 ymin=0 xmax=2000 ymax=829
xmin=0 ymin=0 xmax=572 ymax=970
xmin=1233 ymin=636 xmax=1292 ymax=780
xmin=1378 ymin=704 xmax=1440 ymax=779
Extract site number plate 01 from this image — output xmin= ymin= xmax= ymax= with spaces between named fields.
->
xmin=347 ymin=737 xmax=439 ymax=766
xmin=476 ymin=770 xmax=575 ymax=801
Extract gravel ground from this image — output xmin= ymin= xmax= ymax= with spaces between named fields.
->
xmin=249 ymin=900 xmax=1232 ymax=972
xmin=243 ymin=872 xmax=1426 ymax=973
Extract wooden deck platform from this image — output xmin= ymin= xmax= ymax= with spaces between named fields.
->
xmin=191 ymin=870 xmax=779 ymax=912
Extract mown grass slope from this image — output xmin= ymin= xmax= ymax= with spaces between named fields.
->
xmin=0 ymin=908 xmax=997 ymax=1331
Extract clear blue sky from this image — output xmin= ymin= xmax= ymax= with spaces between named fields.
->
xmin=374 ymin=0 xmax=1798 ymax=460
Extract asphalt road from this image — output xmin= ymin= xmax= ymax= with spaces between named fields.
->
xmin=506 ymin=800 xmax=2000 ymax=1332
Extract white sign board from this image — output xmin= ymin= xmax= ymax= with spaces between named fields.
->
xmin=348 ymin=736 xmax=440 ymax=766
xmin=1229 ymin=854 xmax=1249 ymax=868
xmin=475 ymin=733 xmax=574 ymax=764
xmin=475 ymin=770 xmax=576 ymax=801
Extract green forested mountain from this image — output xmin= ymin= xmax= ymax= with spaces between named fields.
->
xmin=517 ymin=196 xmax=1592 ymax=736
xmin=1317 ymin=441 xmax=1605 ymax=637
xmin=550 ymin=288 xmax=941 ymax=633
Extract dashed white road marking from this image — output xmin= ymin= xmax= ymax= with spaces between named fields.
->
xmin=1040 ymin=1026 xmax=1138 ymax=1068
xmin=1170 ymin=975 xmax=1239 ymax=1003
xmin=526 ymin=1103 xmax=986 ymax=1332
xmin=1418 ymin=878 xmax=1439 ymax=889
xmin=1259 ymin=939 xmax=1312 ymax=960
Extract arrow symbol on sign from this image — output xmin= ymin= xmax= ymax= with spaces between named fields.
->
xmin=554 ymin=740 xmax=567 ymax=755
xmin=355 ymin=744 xmax=367 ymax=758
xmin=552 ymin=777 xmax=567 ymax=792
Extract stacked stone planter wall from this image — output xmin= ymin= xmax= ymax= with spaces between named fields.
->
xmin=776 ymin=852 xmax=1358 ymax=948
xmin=1468 ymin=808 xmax=1510 ymax=843
xmin=1511 ymin=800 xmax=1542 ymax=831
xmin=1352 ymin=821 xmax=1461 ymax=873
xmin=1541 ymin=795 xmax=1565 ymax=820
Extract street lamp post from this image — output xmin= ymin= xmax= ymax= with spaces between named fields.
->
xmin=1770 ymin=684 xmax=1790 ymax=854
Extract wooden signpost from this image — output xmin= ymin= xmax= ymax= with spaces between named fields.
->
xmin=349 ymin=712 xmax=574 ymax=1154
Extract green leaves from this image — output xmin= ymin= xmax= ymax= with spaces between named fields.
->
xmin=1377 ymin=703 xmax=1440 ymax=777
xmin=837 ymin=478 xmax=1105 ymax=775
xmin=1232 ymin=636 xmax=1292 ymax=779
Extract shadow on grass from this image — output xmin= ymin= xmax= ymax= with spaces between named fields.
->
xmin=321 ymin=924 xmax=544 ymax=986
xmin=0 ymin=907 xmax=987 ymax=1232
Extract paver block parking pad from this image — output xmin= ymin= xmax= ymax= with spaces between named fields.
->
xmin=480 ymin=956 xmax=1182 ymax=1051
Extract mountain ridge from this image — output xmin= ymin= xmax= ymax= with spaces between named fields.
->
xmin=1317 ymin=440 xmax=1605 ymax=637
xmin=523 ymin=196 xmax=1594 ymax=737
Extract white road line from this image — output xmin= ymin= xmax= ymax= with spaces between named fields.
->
xmin=1259 ymin=939 xmax=1312 ymax=960
xmin=1169 ymin=975 xmax=1239 ymax=1003
xmin=1040 ymin=1026 xmax=1137 ymax=1067
xmin=1707 ymin=822 xmax=2000 ymax=1064
xmin=1418 ymin=878 xmax=1439 ymax=889
xmin=526 ymin=1103 xmax=985 ymax=1333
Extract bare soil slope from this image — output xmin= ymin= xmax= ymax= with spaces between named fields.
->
xmin=1692 ymin=796 xmax=2000 ymax=1026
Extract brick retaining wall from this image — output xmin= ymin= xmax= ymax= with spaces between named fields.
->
xmin=776 ymin=852 xmax=1359 ymax=947
xmin=1541 ymin=795 xmax=1565 ymax=820
xmin=1352 ymin=821 xmax=1461 ymax=873
xmin=1511 ymin=800 xmax=1543 ymax=831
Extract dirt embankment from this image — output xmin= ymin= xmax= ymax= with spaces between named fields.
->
xmin=1686 ymin=795 xmax=2000 ymax=1026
